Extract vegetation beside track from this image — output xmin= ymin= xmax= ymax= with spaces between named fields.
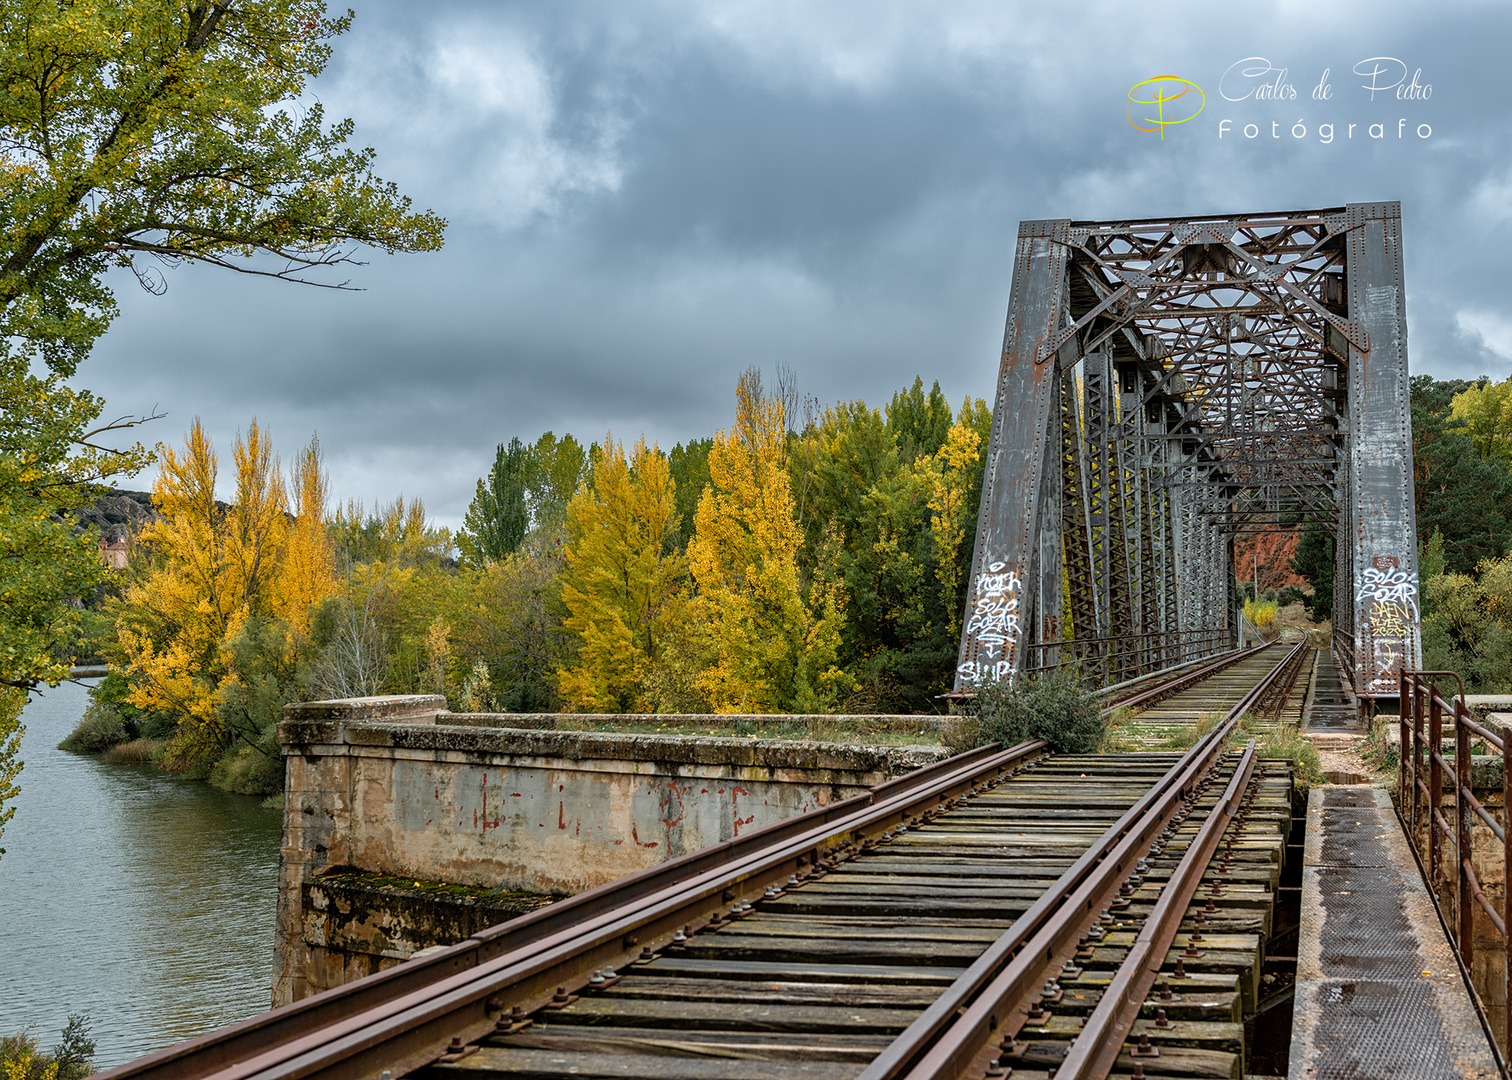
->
xmin=944 ymin=665 xmax=1104 ymax=754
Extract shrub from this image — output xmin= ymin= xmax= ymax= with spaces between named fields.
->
xmin=1277 ymin=585 xmax=1306 ymax=608
xmin=1244 ymin=598 xmax=1278 ymax=629
xmin=969 ymin=665 xmax=1104 ymax=754
xmin=1 ymin=1016 xmax=94 ymax=1080
xmin=208 ymin=743 xmax=284 ymax=796
xmin=57 ymin=702 xmax=127 ymax=752
xmin=101 ymin=738 xmax=163 ymax=764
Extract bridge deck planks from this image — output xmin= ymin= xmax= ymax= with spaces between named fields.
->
xmin=422 ymin=752 xmax=1294 ymax=1080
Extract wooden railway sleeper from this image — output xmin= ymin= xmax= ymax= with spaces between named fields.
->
xmin=876 ymin=644 xmax=1302 ymax=1080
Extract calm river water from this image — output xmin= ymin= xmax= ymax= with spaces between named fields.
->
xmin=0 ymin=681 xmax=283 ymax=1068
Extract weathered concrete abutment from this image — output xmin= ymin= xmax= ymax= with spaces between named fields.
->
xmin=274 ymin=695 xmax=946 ymax=1004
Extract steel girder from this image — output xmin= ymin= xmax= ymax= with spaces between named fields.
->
xmin=956 ymin=203 xmax=1420 ymax=703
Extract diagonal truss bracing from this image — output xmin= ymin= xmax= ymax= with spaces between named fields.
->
xmin=957 ymin=203 xmax=1419 ymax=703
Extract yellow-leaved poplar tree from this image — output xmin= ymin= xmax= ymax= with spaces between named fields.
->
xmin=689 ymin=369 xmax=849 ymax=713
xmin=921 ymin=420 xmax=982 ymax=639
xmin=116 ymin=419 xmax=289 ymax=738
xmin=275 ymin=436 xmax=338 ymax=634
xmin=558 ymin=435 xmax=688 ymax=712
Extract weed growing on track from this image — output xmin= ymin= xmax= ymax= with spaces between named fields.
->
xmin=947 ymin=666 xmax=1105 ymax=754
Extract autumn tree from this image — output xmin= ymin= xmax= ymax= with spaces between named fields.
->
xmin=115 ymin=420 xmax=289 ymax=740
xmin=922 ymin=420 xmax=983 ymax=640
xmin=557 ymin=435 xmax=688 ymax=712
xmin=1451 ymin=376 xmax=1512 ymax=461
xmin=0 ymin=1 xmax=443 ymax=695
xmin=275 ymin=436 xmax=337 ymax=634
xmin=690 ymin=369 xmax=849 ymax=713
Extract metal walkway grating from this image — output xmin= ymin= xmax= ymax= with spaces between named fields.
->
xmin=1290 ymin=787 xmax=1500 ymax=1078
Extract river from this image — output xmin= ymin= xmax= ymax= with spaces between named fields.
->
xmin=0 ymin=681 xmax=283 ymax=1068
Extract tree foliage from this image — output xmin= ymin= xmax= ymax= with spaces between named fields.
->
xmin=1288 ymin=522 xmax=1334 ymax=622
xmin=1450 ymin=376 xmax=1512 ymax=461
xmin=689 ymin=368 xmax=850 ymax=712
xmin=458 ymin=432 xmax=590 ymax=566
xmin=0 ymin=0 xmax=445 ymax=374
xmin=558 ymin=436 xmax=689 ymax=711
xmin=459 ymin=438 xmax=530 ymax=566
xmin=0 ymin=686 xmax=21 ymax=858
xmin=112 ymin=420 xmax=338 ymax=768
xmin=0 ymin=0 xmax=442 ymax=694
xmin=1 ymin=373 xmax=151 ymax=689
xmin=2 ymin=1015 xmax=94 ymax=1080
xmin=1412 ymin=375 xmax=1512 ymax=574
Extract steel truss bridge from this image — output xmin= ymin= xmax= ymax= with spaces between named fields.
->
xmin=954 ymin=201 xmax=1420 ymax=708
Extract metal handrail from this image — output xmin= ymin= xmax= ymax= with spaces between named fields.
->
xmin=1400 ymin=668 xmax=1512 ymax=1058
xmin=1025 ymin=627 xmax=1232 ymax=681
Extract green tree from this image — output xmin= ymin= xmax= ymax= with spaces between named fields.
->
xmin=459 ymin=438 xmax=531 ymax=565
xmin=213 ymin=613 xmax=310 ymax=794
xmin=0 ymin=0 xmax=442 ymax=695
xmin=668 ymin=438 xmax=713 ymax=549
xmin=0 ymin=686 xmax=21 ymax=858
xmin=1289 ymin=523 xmax=1334 ymax=622
xmin=885 ymin=377 xmax=952 ymax=465
xmin=1412 ymin=375 xmax=1512 ymax=573
xmin=529 ymin=432 xmax=589 ymax=531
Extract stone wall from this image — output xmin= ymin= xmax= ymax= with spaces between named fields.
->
xmin=274 ymin=695 xmax=947 ymax=1005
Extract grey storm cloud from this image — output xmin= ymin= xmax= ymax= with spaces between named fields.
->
xmin=81 ymin=0 xmax=1512 ymax=527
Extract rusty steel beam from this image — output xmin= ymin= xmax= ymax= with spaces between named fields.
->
xmin=955 ymin=204 xmax=1419 ymax=703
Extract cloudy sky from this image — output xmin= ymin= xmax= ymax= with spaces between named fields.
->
xmin=84 ymin=0 xmax=1512 ymax=527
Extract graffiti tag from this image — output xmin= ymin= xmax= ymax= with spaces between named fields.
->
xmin=958 ymin=560 xmax=1021 ymax=684
xmin=1357 ymin=555 xmax=1419 ymax=694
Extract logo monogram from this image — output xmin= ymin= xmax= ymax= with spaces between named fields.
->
xmin=1127 ymin=76 xmax=1205 ymax=138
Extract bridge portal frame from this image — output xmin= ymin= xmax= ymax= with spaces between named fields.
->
xmin=956 ymin=202 xmax=1419 ymax=707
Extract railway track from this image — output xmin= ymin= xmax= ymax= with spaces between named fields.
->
xmin=99 ymin=643 xmax=1306 ymax=1080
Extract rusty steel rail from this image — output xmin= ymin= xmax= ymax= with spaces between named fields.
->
xmin=857 ymin=641 xmax=1305 ymax=1080
xmin=1105 ymin=641 xmax=1274 ymax=716
xmin=95 ymin=738 xmax=1017 ymax=1080
xmin=1401 ymin=668 xmax=1512 ymax=1057
xmin=98 ymin=646 xmax=1303 ymax=1080
xmin=96 ymin=739 xmax=1046 ymax=1080
xmin=1054 ymin=739 xmax=1260 ymax=1078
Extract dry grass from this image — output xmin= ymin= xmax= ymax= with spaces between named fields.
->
xmin=100 ymin=738 xmax=165 ymax=764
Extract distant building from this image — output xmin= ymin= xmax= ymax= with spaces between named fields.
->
xmin=98 ymin=536 xmax=128 ymax=570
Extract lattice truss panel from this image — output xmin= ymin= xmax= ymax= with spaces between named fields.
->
xmin=957 ymin=204 xmax=1420 ymax=700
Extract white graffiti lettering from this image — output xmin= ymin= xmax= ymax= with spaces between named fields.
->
xmin=964 ymin=560 xmax=1022 ymax=665
xmin=1356 ymin=561 xmax=1419 ymax=621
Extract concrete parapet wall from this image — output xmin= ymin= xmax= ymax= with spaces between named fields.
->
xmin=273 ymin=696 xmax=947 ymax=1005
xmin=440 ymin=711 xmax=944 ymax=734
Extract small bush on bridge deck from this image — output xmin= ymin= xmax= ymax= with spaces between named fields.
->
xmin=958 ymin=666 xmax=1104 ymax=754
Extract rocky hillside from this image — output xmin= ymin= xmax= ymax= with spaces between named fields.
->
xmin=73 ymin=489 xmax=157 ymax=541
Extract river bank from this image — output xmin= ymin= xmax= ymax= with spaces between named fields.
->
xmin=0 ymin=681 xmax=282 ymax=1068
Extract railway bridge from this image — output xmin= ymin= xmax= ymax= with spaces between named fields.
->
xmin=97 ymin=206 xmax=1512 ymax=1080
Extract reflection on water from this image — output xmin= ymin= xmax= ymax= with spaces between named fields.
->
xmin=0 ymin=682 xmax=282 ymax=1067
